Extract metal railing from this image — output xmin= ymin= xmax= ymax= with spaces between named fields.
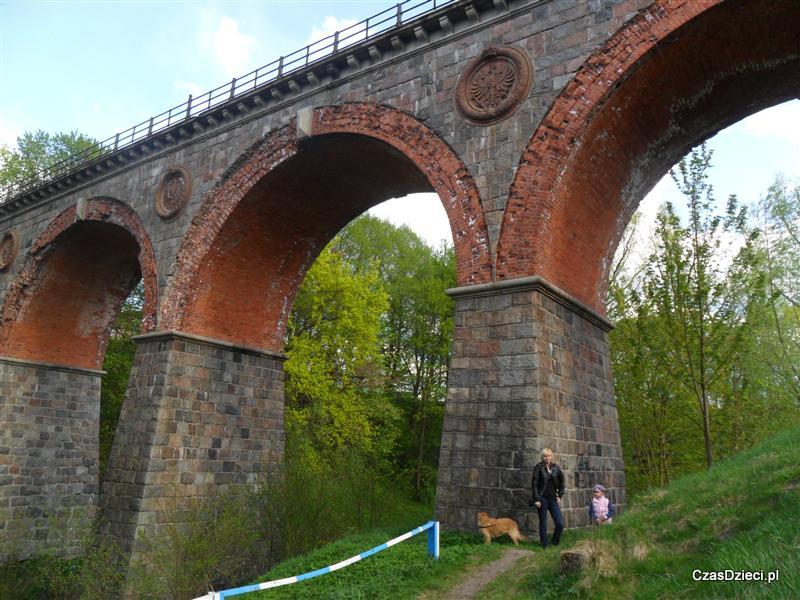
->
xmin=1 ymin=0 xmax=461 ymax=203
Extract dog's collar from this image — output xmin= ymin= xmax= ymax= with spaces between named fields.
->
xmin=477 ymin=524 xmax=493 ymax=528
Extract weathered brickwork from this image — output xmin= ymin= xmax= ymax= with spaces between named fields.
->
xmin=0 ymin=198 xmax=157 ymax=370
xmin=99 ymin=332 xmax=285 ymax=554
xmin=0 ymin=0 xmax=648 ymax=315
xmin=498 ymin=0 xmax=800 ymax=311
xmin=162 ymin=103 xmax=491 ymax=351
xmin=0 ymin=359 xmax=102 ymax=559
xmin=436 ymin=280 xmax=625 ymax=532
xmin=0 ymin=0 xmax=797 ymax=558
xmin=312 ymin=103 xmax=491 ymax=285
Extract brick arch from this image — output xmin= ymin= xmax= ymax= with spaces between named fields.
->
xmin=311 ymin=103 xmax=491 ymax=284
xmin=161 ymin=102 xmax=490 ymax=351
xmin=0 ymin=197 xmax=158 ymax=370
xmin=497 ymin=0 xmax=800 ymax=313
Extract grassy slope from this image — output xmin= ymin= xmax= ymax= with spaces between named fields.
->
xmin=249 ymin=530 xmax=503 ymax=599
xmin=248 ymin=427 xmax=799 ymax=599
xmin=482 ymin=426 xmax=800 ymax=599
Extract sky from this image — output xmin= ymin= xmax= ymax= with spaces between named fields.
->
xmin=1 ymin=0 xmax=799 ymax=250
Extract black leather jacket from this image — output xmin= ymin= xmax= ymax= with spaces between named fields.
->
xmin=530 ymin=461 xmax=565 ymax=503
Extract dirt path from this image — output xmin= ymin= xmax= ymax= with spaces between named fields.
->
xmin=443 ymin=547 xmax=534 ymax=599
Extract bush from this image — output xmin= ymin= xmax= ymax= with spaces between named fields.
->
xmin=128 ymin=486 xmax=275 ymax=600
xmin=0 ymin=530 xmax=126 ymax=600
xmin=266 ymin=444 xmax=432 ymax=559
xmin=123 ymin=445 xmax=428 ymax=599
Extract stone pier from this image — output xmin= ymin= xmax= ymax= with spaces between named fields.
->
xmin=435 ymin=278 xmax=625 ymax=533
xmin=99 ymin=332 xmax=285 ymax=555
xmin=0 ymin=358 xmax=102 ymax=559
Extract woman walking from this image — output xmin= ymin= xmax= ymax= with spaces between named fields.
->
xmin=530 ymin=448 xmax=565 ymax=548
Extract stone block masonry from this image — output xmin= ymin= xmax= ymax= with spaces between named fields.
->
xmin=0 ymin=358 xmax=102 ymax=560
xmin=99 ymin=331 xmax=285 ymax=556
xmin=435 ymin=277 xmax=625 ymax=534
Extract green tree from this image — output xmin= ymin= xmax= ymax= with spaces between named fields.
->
xmin=639 ymin=145 xmax=762 ymax=468
xmin=284 ymin=245 xmax=394 ymax=467
xmin=609 ymin=217 xmax=702 ymax=492
xmin=0 ymin=130 xmax=97 ymax=189
xmin=751 ymin=178 xmax=800 ymax=399
xmin=702 ymin=177 xmax=800 ymax=458
xmin=331 ymin=215 xmax=455 ymax=500
xmin=100 ymin=282 xmax=144 ymax=475
xmin=610 ymin=310 xmax=699 ymax=491
xmin=610 ymin=147 xmax=796 ymax=488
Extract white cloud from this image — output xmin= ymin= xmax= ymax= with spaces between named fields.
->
xmin=369 ymin=193 xmax=452 ymax=248
xmin=740 ymin=100 xmax=800 ymax=147
xmin=307 ymin=16 xmax=363 ymax=49
xmin=174 ymin=81 xmax=207 ymax=115
xmin=307 ymin=16 xmax=356 ymax=44
xmin=201 ymin=16 xmax=257 ymax=78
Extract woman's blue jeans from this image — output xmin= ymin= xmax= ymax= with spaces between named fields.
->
xmin=537 ymin=497 xmax=564 ymax=547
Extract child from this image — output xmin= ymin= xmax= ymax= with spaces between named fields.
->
xmin=588 ymin=484 xmax=615 ymax=525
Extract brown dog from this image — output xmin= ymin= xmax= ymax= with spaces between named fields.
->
xmin=476 ymin=511 xmax=529 ymax=545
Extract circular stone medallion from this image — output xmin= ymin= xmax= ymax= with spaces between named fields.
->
xmin=455 ymin=46 xmax=534 ymax=125
xmin=0 ymin=229 xmax=20 ymax=272
xmin=155 ymin=166 xmax=192 ymax=220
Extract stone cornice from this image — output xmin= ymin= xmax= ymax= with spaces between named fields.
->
xmin=133 ymin=330 xmax=287 ymax=360
xmin=446 ymin=276 xmax=615 ymax=331
xmin=0 ymin=355 xmax=106 ymax=376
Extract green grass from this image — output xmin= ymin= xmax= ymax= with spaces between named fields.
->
xmin=480 ymin=427 xmax=800 ymax=599
xmin=9 ymin=428 xmax=796 ymax=599
xmin=246 ymin=529 xmax=504 ymax=599
xmin=246 ymin=427 xmax=800 ymax=600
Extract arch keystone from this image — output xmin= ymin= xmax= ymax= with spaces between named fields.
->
xmin=296 ymin=106 xmax=314 ymax=140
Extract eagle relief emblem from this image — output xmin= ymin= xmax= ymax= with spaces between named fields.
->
xmin=155 ymin=166 xmax=192 ymax=220
xmin=162 ymin=171 xmax=187 ymax=213
xmin=455 ymin=46 xmax=533 ymax=125
xmin=470 ymin=58 xmax=517 ymax=110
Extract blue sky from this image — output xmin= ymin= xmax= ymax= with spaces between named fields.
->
xmin=0 ymin=1 xmax=383 ymax=140
xmin=1 ymin=0 xmax=799 ymax=248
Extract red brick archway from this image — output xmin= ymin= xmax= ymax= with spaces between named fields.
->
xmin=0 ymin=198 xmax=158 ymax=370
xmin=161 ymin=102 xmax=491 ymax=351
xmin=496 ymin=0 xmax=800 ymax=313
xmin=311 ymin=103 xmax=491 ymax=284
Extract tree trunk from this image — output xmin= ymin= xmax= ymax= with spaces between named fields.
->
xmin=701 ymin=394 xmax=713 ymax=468
xmin=415 ymin=408 xmax=427 ymax=500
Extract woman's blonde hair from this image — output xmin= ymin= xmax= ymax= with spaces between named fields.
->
xmin=541 ymin=448 xmax=553 ymax=457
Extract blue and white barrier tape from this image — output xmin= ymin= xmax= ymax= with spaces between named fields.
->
xmin=195 ymin=520 xmax=440 ymax=600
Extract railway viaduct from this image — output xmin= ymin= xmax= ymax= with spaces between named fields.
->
xmin=0 ymin=0 xmax=798 ymax=559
